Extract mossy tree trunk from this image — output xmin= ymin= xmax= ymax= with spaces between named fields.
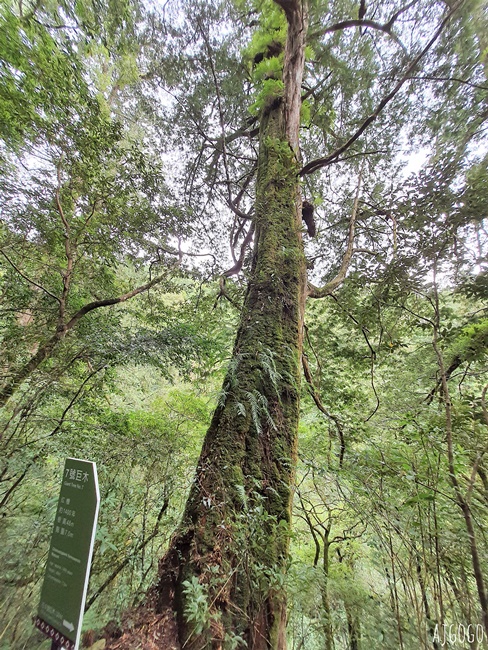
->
xmin=151 ymin=2 xmax=309 ymax=649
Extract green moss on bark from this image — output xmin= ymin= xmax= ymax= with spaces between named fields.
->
xmin=155 ymin=99 xmax=306 ymax=650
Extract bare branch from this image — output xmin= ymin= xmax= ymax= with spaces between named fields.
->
xmin=226 ymin=167 xmax=256 ymax=223
xmin=384 ymin=0 xmax=422 ymax=29
xmin=333 ymin=149 xmax=388 ymax=164
xmin=311 ymin=19 xmax=405 ymax=49
xmin=302 ymin=354 xmax=345 ymax=466
xmin=224 ymin=222 xmax=255 ymax=277
xmin=65 ymin=275 xmax=166 ymax=331
xmin=212 ymin=276 xmax=241 ymax=310
xmin=308 ymin=163 xmax=363 ymax=298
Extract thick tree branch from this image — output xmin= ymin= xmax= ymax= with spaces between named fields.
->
xmin=65 ymin=275 xmax=165 ymax=331
xmin=300 ymin=1 xmax=464 ymax=176
xmin=0 ymin=275 xmax=165 ymax=409
xmin=311 ymin=19 xmax=405 ymax=49
xmin=226 ymin=199 xmax=253 ymax=222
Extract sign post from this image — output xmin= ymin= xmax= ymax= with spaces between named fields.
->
xmin=35 ymin=458 xmax=100 ymax=650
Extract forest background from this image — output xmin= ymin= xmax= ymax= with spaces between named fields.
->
xmin=0 ymin=0 xmax=487 ymax=648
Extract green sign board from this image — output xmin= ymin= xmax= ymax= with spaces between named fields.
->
xmin=35 ymin=458 xmax=99 ymax=650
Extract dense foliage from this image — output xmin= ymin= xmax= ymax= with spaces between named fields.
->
xmin=0 ymin=0 xmax=487 ymax=648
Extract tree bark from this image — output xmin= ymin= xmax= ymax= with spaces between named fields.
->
xmin=105 ymin=3 xmax=309 ymax=649
xmin=154 ymin=118 xmax=306 ymax=643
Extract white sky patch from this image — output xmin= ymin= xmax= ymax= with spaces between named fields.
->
xmin=401 ymin=147 xmax=431 ymax=176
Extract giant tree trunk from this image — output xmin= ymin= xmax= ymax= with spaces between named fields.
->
xmin=107 ymin=4 xmax=309 ymax=649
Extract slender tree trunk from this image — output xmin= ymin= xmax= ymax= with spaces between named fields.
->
xmin=336 ymin=549 xmax=360 ymax=650
xmin=344 ymin=603 xmax=360 ymax=650
xmin=385 ymin=543 xmax=405 ymax=650
xmin=431 ymin=477 xmax=445 ymax=628
xmin=321 ymin=534 xmax=334 ymax=650
xmin=432 ymin=300 xmax=488 ymax=639
xmin=416 ymin=554 xmax=439 ymax=650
